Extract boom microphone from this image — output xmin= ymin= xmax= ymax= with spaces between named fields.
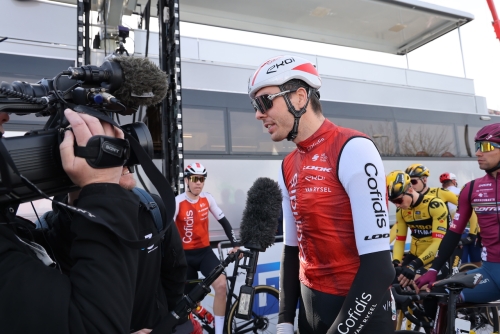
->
xmin=68 ymin=56 xmax=168 ymax=108
xmin=239 ymin=177 xmax=283 ymax=251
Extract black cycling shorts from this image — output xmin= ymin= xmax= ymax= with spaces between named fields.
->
xmin=297 ymin=283 xmax=393 ymax=334
xmin=184 ymin=246 xmax=221 ymax=281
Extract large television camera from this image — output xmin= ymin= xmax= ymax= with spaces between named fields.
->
xmin=0 ymin=56 xmax=168 ymax=206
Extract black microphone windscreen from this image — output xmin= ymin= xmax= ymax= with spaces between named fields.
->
xmin=240 ymin=177 xmax=283 ymax=251
xmin=111 ymin=57 xmax=168 ymax=108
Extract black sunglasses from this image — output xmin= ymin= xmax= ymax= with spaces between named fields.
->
xmin=251 ymin=89 xmax=297 ymax=114
xmin=410 ymin=179 xmax=420 ymax=185
xmin=391 ymin=192 xmax=411 ymax=205
xmin=391 ymin=197 xmax=404 ymax=205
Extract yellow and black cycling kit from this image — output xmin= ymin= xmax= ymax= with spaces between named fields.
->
xmin=392 ymin=194 xmax=448 ymax=267
xmin=390 ymin=187 xmax=458 ymax=243
xmin=424 ymin=187 xmax=458 ymax=218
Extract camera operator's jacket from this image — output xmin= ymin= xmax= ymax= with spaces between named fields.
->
xmin=0 ymin=184 xmax=140 ymax=333
xmin=35 ymin=189 xmax=187 ymax=332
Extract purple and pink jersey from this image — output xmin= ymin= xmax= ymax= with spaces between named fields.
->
xmin=452 ymin=174 xmax=500 ymax=262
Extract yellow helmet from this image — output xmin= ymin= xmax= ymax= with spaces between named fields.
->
xmin=405 ymin=163 xmax=430 ymax=178
xmin=386 ymin=171 xmax=411 ymax=201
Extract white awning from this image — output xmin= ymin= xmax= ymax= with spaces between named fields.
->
xmin=177 ymin=0 xmax=473 ymax=55
xmin=46 ymin=0 xmax=474 ymax=55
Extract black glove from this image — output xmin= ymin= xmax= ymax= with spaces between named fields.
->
xmin=400 ymin=265 xmax=416 ymax=281
xmin=461 ymin=234 xmax=476 ymax=246
xmin=400 ymin=259 xmax=423 ymax=281
xmin=392 ymin=259 xmax=401 ymax=267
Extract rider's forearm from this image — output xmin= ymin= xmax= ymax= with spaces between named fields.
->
xmin=218 ymin=217 xmax=239 ymax=247
xmin=418 ymin=237 xmax=443 ymax=267
xmin=278 ymin=245 xmax=300 ymax=324
xmin=327 ymin=250 xmax=394 ymax=334
xmin=430 ymin=230 xmax=462 ymax=271
xmin=393 ymin=239 xmax=406 ymax=262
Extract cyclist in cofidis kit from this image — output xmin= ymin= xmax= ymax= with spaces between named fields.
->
xmin=389 ymin=164 xmax=458 ymax=243
xmin=174 ymin=163 xmax=239 ymax=334
xmin=250 ymin=55 xmax=395 ymax=334
xmin=417 ymin=123 xmax=500 ymax=304
xmin=387 ymin=171 xmax=448 ymax=288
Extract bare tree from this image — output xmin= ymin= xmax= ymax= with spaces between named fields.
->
xmin=398 ymin=125 xmax=453 ymax=156
xmin=364 ymin=123 xmax=396 ymax=156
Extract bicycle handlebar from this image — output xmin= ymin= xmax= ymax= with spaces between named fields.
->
xmin=150 ymin=252 xmax=239 ymax=334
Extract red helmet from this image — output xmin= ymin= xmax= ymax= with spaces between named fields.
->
xmin=475 ymin=123 xmax=500 ymax=144
xmin=248 ymin=55 xmax=321 ymax=99
xmin=439 ymin=172 xmax=457 ymax=183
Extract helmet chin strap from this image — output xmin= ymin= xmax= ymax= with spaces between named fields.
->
xmin=281 ymin=85 xmax=313 ymax=141
xmin=486 ymin=162 xmax=500 ymax=174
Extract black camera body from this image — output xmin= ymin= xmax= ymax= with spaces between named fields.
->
xmin=0 ymin=122 xmax=152 ymax=205
xmin=0 ymin=58 xmax=159 ymax=206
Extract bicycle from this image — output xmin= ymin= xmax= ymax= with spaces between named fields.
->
xmin=185 ymin=241 xmax=279 ymax=334
xmin=392 ymin=272 xmax=500 ymax=334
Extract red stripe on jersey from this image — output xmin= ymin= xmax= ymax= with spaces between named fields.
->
xmin=396 ymin=235 xmax=406 ymax=241
xmin=432 ymin=233 xmax=444 ymax=239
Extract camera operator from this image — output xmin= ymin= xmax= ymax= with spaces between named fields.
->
xmin=36 ymin=168 xmax=188 ymax=333
xmin=0 ymin=109 xmax=141 ymax=333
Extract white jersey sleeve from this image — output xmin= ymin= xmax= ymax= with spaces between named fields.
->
xmin=205 ymin=192 xmax=225 ymax=220
xmin=173 ymin=193 xmax=183 ymax=221
xmin=279 ymin=167 xmax=298 ymax=247
xmin=338 ymin=137 xmax=390 ymax=255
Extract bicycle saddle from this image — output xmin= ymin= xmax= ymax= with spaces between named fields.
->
xmin=433 ymin=272 xmax=483 ymax=289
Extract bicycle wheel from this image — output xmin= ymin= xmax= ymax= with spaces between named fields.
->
xmin=226 ymin=285 xmax=279 ymax=334
xmin=457 ymin=305 xmax=499 ymax=334
xmin=459 ymin=263 xmax=479 ymax=273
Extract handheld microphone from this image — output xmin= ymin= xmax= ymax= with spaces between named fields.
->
xmin=239 ymin=177 xmax=283 ymax=252
xmin=68 ymin=56 xmax=168 ymax=108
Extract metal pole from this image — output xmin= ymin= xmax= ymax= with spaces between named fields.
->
xmin=76 ymin=0 xmax=85 ymax=66
xmin=457 ymin=25 xmax=467 ymax=78
xmin=158 ymin=0 xmax=184 ymax=195
xmin=84 ymin=0 xmax=91 ymax=65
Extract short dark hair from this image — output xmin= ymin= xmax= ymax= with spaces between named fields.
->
xmin=442 ymin=180 xmax=455 ymax=187
xmin=281 ymin=79 xmax=322 ymax=115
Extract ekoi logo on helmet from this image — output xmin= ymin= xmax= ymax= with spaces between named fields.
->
xmin=248 ymin=55 xmax=322 ymax=99
xmin=266 ymin=57 xmax=295 ymax=74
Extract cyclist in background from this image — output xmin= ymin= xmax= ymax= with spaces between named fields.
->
xmin=440 ymin=173 xmax=481 ymax=267
xmin=439 ymin=172 xmax=459 ymax=216
xmin=174 ymin=163 xmax=239 ymax=334
xmin=250 ymin=55 xmax=394 ymax=334
xmin=417 ymin=123 xmax=500 ymax=304
xmin=389 ymin=164 xmax=458 ymax=243
xmin=387 ymin=171 xmax=448 ymax=288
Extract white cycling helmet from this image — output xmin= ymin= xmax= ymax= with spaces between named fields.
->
xmin=248 ymin=55 xmax=321 ymax=99
xmin=184 ymin=162 xmax=207 ymax=178
xmin=439 ymin=172 xmax=457 ymax=183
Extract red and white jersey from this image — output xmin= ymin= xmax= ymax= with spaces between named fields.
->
xmin=280 ymin=119 xmax=390 ymax=296
xmin=174 ymin=192 xmax=225 ymax=250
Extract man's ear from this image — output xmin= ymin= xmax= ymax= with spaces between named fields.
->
xmin=296 ymin=87 xmax=308 ymax=108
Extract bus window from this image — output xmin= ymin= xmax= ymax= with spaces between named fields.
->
xmin=457 ymin=125 xmax=482 ymax=157
xmin=183 ymin=106 xmax=227 ymax=152
xmin=396 ymin=121 xmax=456 ymax=157
xmin=326 ymin=117 xmax=396 ymax=156
xmin=229 ymin=109 xmax=295 ymax=154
